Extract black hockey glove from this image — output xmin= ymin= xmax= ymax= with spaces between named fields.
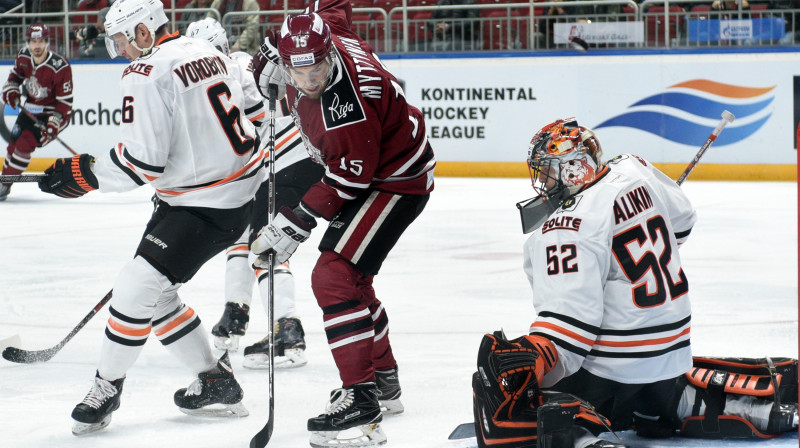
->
xmin=252 ymin=30 xmax=287 ymax=100
xmin=39 ymin=154 xmax=99 ymax=198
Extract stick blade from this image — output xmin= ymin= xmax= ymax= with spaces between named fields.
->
xmin=2 ymin=346 xmax=56 ymax=363
xmin=0 ymin=334 xmax=21 ymax=352
xmin=448 ymin=422 xmax=476 ymax=440
xmin=249 ymin=414 xmax=274 ymax=448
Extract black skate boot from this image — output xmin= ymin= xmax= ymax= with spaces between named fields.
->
xmin=211 ymin=301 xmax=250 ymax=351
xmin=0 ymin=183 xmax=10 ymax=202
xmin=173 ymin=351 xmax=249 ymax=417
xmin=308 ymin=382 xmax=386 ymax=447
xmin=243 ymin=317 xmax=307 ymax=369
xmin=375 ymin=366 xmax=404 ymax=416
xmin=71 ymin=372 xmax=125 ymax=436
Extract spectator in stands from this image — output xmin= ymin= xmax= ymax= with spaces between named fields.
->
xmin=711 ymin=0 xmax=749 ymax=10
xmin=181 ymin=0 xmax=214 ymax=33
xmin=207 ymin=0 xmax=260 ymax=54
xmin=421 ymin=0 xmax=479 ymax=51
xmin=73 ymin=6 xmax=110 ymax=58
xmin=541 ymin=0 xmax=588 ymax=48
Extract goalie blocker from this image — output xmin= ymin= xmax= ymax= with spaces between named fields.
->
xmin=473 ymin=331 xmax=799 ymax=448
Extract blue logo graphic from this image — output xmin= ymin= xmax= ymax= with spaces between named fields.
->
xmin=595 ymin=79 xmax=774 ymax=146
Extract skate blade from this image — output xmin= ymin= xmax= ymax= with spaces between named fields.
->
xmin=178 ymin=401 xmax=249 ymax=418
xmin=72 ymin=415 xmax=112 ymax=436
xmin=380 ymin=398 xmax=404 ymax=416
xmin=309 ymin=424 xmax=387 ymax=447
xmin=214 ymin=335 xmax=240 ymax=352
xmin=243 ymin=349 xmax=307 ymax=370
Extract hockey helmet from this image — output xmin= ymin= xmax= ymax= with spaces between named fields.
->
xmin=527 ymin=118 xmax=603 ymax=204
xmin=186 ymin=18 xmax=229 ymax=56
xmin=278 ymin=13 xmax=332 ymax=68
xmin=104 ymin=0 xmax=169 ymax=58
xmin=26 ymin=24 xmax=50 ymax=41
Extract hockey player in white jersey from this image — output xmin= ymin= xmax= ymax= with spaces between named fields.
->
xmin=471 ymin=118 xmax=799 ymax=448
xmin=186 ymin=17 xmax=321 ymax=369
xmin=36 ymin=0 xmax=263 ymax=435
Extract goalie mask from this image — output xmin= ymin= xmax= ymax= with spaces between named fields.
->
xmin=104 ymin=0 xmax=169 ymax=59
xmin=527 ymin=118 xmax=603 ymax=207
xmin=186 ymin=18 xmax=229 ymax=55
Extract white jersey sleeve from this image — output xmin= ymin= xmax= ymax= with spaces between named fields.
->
xmin=93 ymin=36 xmax=264 ymax=209
xmin=230 ymin=50 xmax=266 ymax=126
xmin=523 ymin=154 xmax=697 ymax=387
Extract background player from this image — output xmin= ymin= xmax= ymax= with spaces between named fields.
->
xmin=472 ymin=118 xmax=799 ymax=448
xmin=1 ymin=24 xmax=72 ymax=201
xmin=251 ymin=0 xmax=436 ymax=445
xmin=36 ymin=0 xmax=262 ymax=435
xmin=186 ymin=17 xmax=322 ymax=369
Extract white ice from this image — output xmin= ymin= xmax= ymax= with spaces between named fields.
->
xmin=0 ymin=178 xmax=797 ymax=448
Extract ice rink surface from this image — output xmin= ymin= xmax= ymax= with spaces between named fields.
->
xmin=0 ymin=177 xmax=797 ymax=448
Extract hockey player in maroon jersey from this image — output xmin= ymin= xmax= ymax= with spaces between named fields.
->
xmin=0 ymin=23 xmax=73 ymax=201
xmin=250 ymin=0 xmax=435 ymax=445
xmin=471 ymin=118 xmax=799 ymax=448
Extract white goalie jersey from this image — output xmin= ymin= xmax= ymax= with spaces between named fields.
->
xmin=523 ymin=154 xmax=697 ymax=386
xmin=93 ymin=35 xmax=264 ymax=209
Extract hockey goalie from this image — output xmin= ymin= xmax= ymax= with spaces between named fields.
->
xmin=471 ymin=117 xmax=799 ymax=448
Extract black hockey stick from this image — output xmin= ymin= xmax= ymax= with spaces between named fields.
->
xmin=250 ymin=84 xmax=279 ymax=448
xmin=2 ymin=289 xmax=112 ymax=363
xmin=0 ymin=173 xmax=44 ymax=183
xmin=676 ymin=110 xmax=735 ymax=186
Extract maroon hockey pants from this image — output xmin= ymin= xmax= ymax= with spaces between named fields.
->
xmin=312 ymin=250 xmax=395 ymax=387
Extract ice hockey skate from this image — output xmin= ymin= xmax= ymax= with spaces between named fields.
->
xmin=375 ymin=366 xmax=404 ymax=416
xmin=243 ymin=317 xmax=307 ymax=369
xmin=0 ymin=184 xmax=10 ymax=201
xmin=71 ymin=372 xmax=125 ymax=436
xmin=308 ymin=382 xmax=386 ymax=447
xmin=173 ymin=351 xmax=249 ymax=417
xmin=211 ymin=301 xmax=249 ymax=351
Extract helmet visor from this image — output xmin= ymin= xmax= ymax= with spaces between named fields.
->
xmin=105 ymin=33 xmax=129 ymax=59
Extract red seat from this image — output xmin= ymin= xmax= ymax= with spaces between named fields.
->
xmin=350 ymin=0 xmax=374 ymax=7
xmin=646 ymin=5 xmax=684 ymax=47
xmin=750 ymin=3 xmax=768 ymax=18
xmin=483 ymin=10 xmax=527 ymax=50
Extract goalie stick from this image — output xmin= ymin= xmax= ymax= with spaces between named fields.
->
xmin=455 ymin=110 xmax=738 ymax=440
xmin=676 ymin=110 xmax=735 ymax=186
xmin=2 ymin=289 xmax=112 ymax=363
xmin=250 ymin=83 xmax=279 ymax=448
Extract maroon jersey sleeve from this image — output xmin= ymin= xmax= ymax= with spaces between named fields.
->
xmin=6 ymin=50 xmax=28 ymax=86
xmin=307 ymin=0 xmax=353 ymax=37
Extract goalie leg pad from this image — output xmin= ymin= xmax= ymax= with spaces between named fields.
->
xmin=676 ymin=356 xmax=800 ymax=439
xmin=690 ymin=356 xmax=797 ymax=405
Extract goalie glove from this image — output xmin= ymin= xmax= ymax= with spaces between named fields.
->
xmin=252 ymin=205 xmax=316 ymax=265
xmin=476 ymin=331 xmax=558 ymax=422
xmin=39 ymin=113 xmax=62 ymax=146
xmin=2 ymin=81 xmax=20 ymax=109
xmin=39 ymin=154 xmax=99 ymax=198
xmin=252 ymin=31 xmax=287 ymax=101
